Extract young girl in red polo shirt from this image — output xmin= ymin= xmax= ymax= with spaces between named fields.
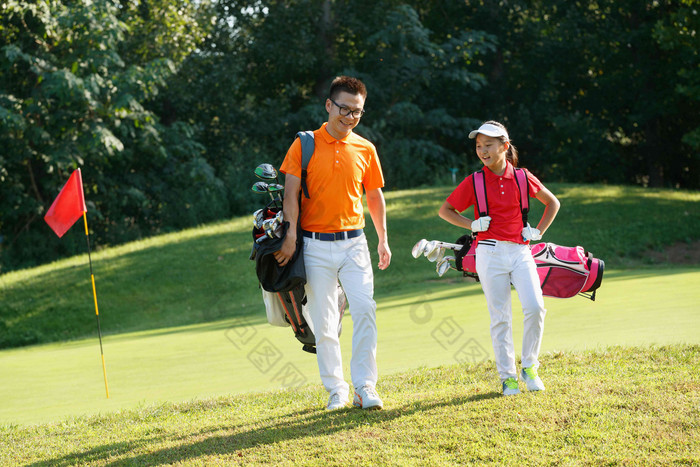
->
xmin=439 ymin=120 xmax=560 ymax=396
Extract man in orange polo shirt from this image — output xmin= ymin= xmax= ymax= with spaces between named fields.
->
xmin=275 ymin=76 xmax=391 ymax=410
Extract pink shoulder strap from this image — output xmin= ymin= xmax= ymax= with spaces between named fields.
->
xmin=472 ymin=171 xmax=488 ymax=217
xmin=514 ymin=168 xmax=529 ymax=212
xmin=472 ymin=168 xmax=530 ymax=225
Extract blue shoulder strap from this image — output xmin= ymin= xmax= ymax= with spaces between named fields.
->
xmin=295 ymin=131 xmax=315 ymax=199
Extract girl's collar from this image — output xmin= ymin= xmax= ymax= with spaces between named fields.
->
xmin=483 ymin=160 xmax=513 ymax=178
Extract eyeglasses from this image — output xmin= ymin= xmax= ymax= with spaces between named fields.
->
xmin=329 ymin=98 xmax=365 ymax=118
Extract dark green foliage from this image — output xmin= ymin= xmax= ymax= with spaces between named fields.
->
xmin=1 ymin=0 xmax=697 ymax=272
xmin=0 ymin=1 xmax=226 ymax=271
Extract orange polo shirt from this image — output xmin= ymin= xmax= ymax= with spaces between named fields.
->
xmin=280 ymin=123 xmax=384 ymax=232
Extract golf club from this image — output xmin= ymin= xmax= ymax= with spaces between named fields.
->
xmin=424 ymin=241 xmax=444 ymax=262
xmin=262 ymin=218 xmax=274 ymax=238
xmin=411 ymin=238 xmax=465 ymax=259
xmin=254 ymin=163 xmax=279 ymax=184
xmin=251 ymin=181 xmax=281 ymax=207
xmin=272 ymin=219 xmax=283 ymax=238
xmin=267 ymin=183 xmax=284 ymax=195
xmin=252 ymin=181 xmax=272 ymax=197
xmin=436 ymin=256 xmax=457 ymax=277
xmin=411 ymin=239 xmax=428 ymax=258
xmin=267 ymin=183 xmax=284 ymax=209
xmin=263 ymin=218 xmax=284 ymax=239
xmin=253 ymin=208 xmax=265 ymax=229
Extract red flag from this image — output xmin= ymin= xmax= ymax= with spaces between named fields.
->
xmin=44 ymin=169 xmax=87 ymax=238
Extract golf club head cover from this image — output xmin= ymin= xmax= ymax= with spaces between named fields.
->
xmin=471 ymin=216 xmax=491 ymax=233
xmin=521 ymin=223 xmax=542 ymax=242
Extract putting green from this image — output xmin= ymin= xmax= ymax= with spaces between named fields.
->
xmin=1 ymin=268 xmax=698 ymax=425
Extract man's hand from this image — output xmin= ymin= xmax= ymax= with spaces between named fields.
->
xmin=377 ymin=241 xmax=391 ymax=270
xmin=366 ymin=188 xmax=391 ymax=271
xmin=273 ymin=234 xmax=296 ymax=266
xmin=273 ymin=173 xmax=301 ymax=267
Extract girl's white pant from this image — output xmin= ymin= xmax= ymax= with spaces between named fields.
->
xmin=303 ymin=234 xmax=377 ymax=399
xmin=475 ymin=241 xmax=546 ymax=382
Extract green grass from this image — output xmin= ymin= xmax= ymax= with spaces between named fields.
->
xmin=0 ymin=183 xmax=699 ymax=462
xmin=1 ymin=183 xmax=698 ymax=348
xmin=1 ymin=265 xmax=697 ymax=427
xmin=1 ymin=345 xmax=698 ymax=466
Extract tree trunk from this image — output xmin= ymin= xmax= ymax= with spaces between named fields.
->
xmin=314 ymin=0 xmax=335 ymax=99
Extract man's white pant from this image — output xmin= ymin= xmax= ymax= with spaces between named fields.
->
xmin=475 ymin=241 xmax=546 ymax=382
xmin=303 ymin=233 xmax=377 ymax=399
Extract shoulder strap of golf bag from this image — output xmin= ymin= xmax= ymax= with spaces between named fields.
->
xmin=472 ymin=168 xmax=530 ymax=226
xmin=296 ymin=131 xmax=315 ymax=199
xmin=472 ymin=170 xmax=489 ymax=217
xmin=513 ymin=168 xmax=530 ymax=227
xmin=277 ymin=284 xmax=318 ymax=353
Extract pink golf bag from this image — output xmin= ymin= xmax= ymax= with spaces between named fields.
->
xmin=453 ymin=169 xmax=604 ymax=300
xmin=530 ymin=242 xmax=604 ymax=301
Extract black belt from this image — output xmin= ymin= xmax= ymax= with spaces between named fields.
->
xmin=302 ymin=229 xmax=363 ymax=241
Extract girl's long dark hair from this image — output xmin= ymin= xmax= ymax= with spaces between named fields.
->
xmin=483 ymin=120 xmax=519 ymax=167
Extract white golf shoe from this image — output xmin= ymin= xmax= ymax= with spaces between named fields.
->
xmin=502 ymin=377 xmax=521 ymax=396
xmin=521 ymin=367 xmax=546 ymax=392
xmin=326 ymin=393 xmax=348 ymax=410
xmin=353 ymin=385 xmax=383 ymax=410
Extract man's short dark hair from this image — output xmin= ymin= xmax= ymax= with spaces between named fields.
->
xmin=329 ymin=76 xmax=367 ymax=100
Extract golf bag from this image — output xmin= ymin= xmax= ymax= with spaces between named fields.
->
xmin=261 ymin=283 xmax=346 ymax=354
xmin=453 ymin=233 xmax=479 ymax=280
xmin=251 ymin=130 xmax=345 ymax=353
xmin=254 ymin=199 xmax=324 ymax=353
xmin=475 ymin=168 xmax=603 ymax=300
xmin=414 ymin=167 xmax=605 ymax=300
xmin=531 ymin=242 xmax=604 ymax=301
xmin=254 ymin=217 xmax=305 ymax=292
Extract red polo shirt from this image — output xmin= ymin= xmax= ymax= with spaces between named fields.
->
xmin=446 ymin=162 xmax=545 ymax=244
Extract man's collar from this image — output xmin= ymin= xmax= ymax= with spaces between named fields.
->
xmin=321 ymin=122 xmax=351 ymax=143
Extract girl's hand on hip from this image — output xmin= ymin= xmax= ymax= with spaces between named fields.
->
xmin=471 ymin=216 xmax=492 ymax=232
xmin=522 ymin=224 xmax=542 ymax=242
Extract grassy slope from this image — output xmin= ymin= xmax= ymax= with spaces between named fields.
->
xmin=1 ymin=265 xmax=697 ymax=426
xmin=1 ymin=345 xmax=698 ymax=466
xmin=1 ymin=184 xmax=698 ymax=348
xmin=0 ymin=183 xmax=698 ymax=458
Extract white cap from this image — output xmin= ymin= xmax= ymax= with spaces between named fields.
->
xmin=468 ymin=123 xmax=509 ymax=141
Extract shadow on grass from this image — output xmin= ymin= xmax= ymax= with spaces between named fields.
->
xmin=28 ymin=391 xmax=502 ymax=466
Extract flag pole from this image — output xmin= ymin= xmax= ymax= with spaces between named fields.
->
xmin=83 ymin=212 xmax=110 ymax=399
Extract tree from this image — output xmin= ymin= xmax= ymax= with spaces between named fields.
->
xmin=164 ymin=0 xmax=495 ymax=197
xmin=653 ymin=1 xmax=700 ymax=187
xmin=3 ymin=0 xmax=696 ymax=272
xmin=450 ymin=0 xmax=699 ymax=187
xmin=0 ymin=1 xmax=223 ymax=271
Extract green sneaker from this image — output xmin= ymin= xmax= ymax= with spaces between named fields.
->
xmin=521 ymin=367 xmax=545 ymax=392
xmin=502 ymin=377 xmax=520 ymax=396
